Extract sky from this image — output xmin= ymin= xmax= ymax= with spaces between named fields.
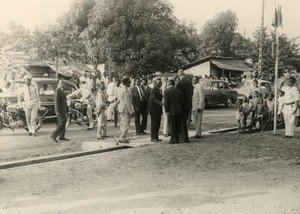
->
xmin=0 ymin=0 xmax=299 ymax=39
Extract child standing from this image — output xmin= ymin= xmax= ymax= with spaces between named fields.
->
xmin=241 ymin=96 xmax=251 ymax=132
xmin=234 ymin=99 xmax=243 ymax=131
xmin=266 ymin=93 xmax=275 ymax=130
xmin=95 ymin=82 xmax=109 ymax=140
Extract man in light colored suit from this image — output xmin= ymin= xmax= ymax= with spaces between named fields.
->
xmin=192 ymin=76 xmax=205 ymax=138
xmin=118 ymin=76 xmax=134 ymax=143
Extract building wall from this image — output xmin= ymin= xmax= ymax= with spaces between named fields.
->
xmin=184 ymin=61 xmax=210 ymax=77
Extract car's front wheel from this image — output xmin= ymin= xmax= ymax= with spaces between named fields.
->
xmin=225 ymin=97 xmax=233 ymax=108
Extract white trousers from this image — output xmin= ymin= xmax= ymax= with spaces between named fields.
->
xmin=119 ymin=113 xmax=131 ymax=140
xmin=162 ymin=108 xmax=168 ymax=135
xmin=97 ymin=111 xmax=107 ymax=138
xmin=193 ymin=110 xmax=203 ymax=136
xmin=105 ymin=103 xmax=114 ymax=120
xmin=25 ymin=103 xmax=38 ymax=134
xmin=283 ymin=105 xmax=296 ymax=136
xmin=87 ymin=104 xmax=93 ymax=128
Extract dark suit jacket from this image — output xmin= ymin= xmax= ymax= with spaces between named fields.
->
xmin=131 ymin=86 xmax=147 ymax=111
xmin=148 ymin=86 xmax=162 ymax=114
xmin=54 ymin=87 xmax=68 ymax=116
xmin=164 ymin=87 xmax=183 ymax=116
xmin=176 ymin=76 xmax=193 ymax=111
xmin=143 ymin=85 xmax=151 ymax=106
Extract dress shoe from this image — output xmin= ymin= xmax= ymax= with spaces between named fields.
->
xmin=50 ymin=136 xmax=58 ymax=142
xmin=102 ymin=135 xmax=110 ymax=138
xmin=32 ymin=133 xmax=36 ymax=137
xmin=158 ymin=139 xmax=162 ymax=141
xmin=59 ymin=138 xmax=69 ymax=141
xmin=193 ymin=135 xmax=202 ymax=139
xmin=180 ymin=139 xmax=190 ymax=143
xmin=28 ymin=132 xmax=32 ymax=136
xmin=163 ymin=134 xmax=169 ymax=138
xmin=87 ymin=127 xmax=94 ymax=130
xmin=97 ymin=137 xmax=104 ymax=140
xmin=168 ymin=141 xmax=176 ymax=144
xmin=119 ymin=140 xmax=129 ymax=144
xmin=140 ymin=131 xmax=147 ymax=135
xmin=151 ymin=139 xmax=159 ymax=142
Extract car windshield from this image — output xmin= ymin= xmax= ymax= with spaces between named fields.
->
xmin=200 ymin=82 xmax=211 ymax=90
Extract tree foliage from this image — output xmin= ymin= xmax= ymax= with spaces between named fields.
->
xmin=83 ymin=0 xmax=198 ymax=76
xmin=198 ymin=10 xmax=238 ymax=57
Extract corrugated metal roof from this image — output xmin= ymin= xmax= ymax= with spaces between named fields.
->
xmin=211 ymin=59 xmax=252 ymax=72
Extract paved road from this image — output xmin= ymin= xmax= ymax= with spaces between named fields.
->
xmin=0 ymin=106 xmax=236 ymax=163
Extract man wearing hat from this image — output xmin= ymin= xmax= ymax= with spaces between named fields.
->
xmin=281 ymin=76 xmax=299 ymax=138
xmin=18 ymin=75 xmax=40 ymax=137
xmin=67 ymin=76 xmax=95 ymax=130
xmin=118 ymin=76 xmax=134 ymax=143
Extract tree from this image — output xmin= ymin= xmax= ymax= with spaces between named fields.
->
xmin=198 ymin=10 xmax=238 ymax=57
xmin=83 ymin=0 xmax=198 ymax=76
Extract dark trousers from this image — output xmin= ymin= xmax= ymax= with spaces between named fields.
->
xmin=180 ymin=110 xmax=190 ymax=142
xmin=134 ymin=103 xmax=148 ymax=133
xmin=169 ymin=114 xmax=182 ymax=143
xmin=114 ymin=109 xmax=119 ymax=127
xmin=51 ymin=114 xmax=67 ymax=139
xmin=134 ymin=110 xmax=141 ymax=134
xmin=140 ymin=105 xmax=148 ymax=132
xmin=150 ymin=111 xmax=162 ymax=140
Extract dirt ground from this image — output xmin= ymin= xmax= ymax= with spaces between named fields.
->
xmin=1 ymin=127 xmax=300 ymax=213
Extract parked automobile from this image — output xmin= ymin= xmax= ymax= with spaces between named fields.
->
xmin=0 ymin=78 xmax=78 ymax=119
xmin=199 ymin=79 xmax=238 ymax=108
xmin=236 ymin=79 xmax=272 ymax=99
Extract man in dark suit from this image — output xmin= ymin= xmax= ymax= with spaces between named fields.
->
xmin=149 ymin=78 xmax=163 ymax=142
xmin=141 ymin=78 xmax=151 ymax=132
xmin=164 ymin=79 xmax=183 ymax=144
xmin=50 ymin=79 xmax=69 ymax=142
xmin=176 ymin=69 xmax=193 ymax=143
xmin=132 ymin=78 xmax=148 ymax=135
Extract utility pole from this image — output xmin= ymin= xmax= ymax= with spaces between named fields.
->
xmin=258 ymin=0 xmax=265 ymax=75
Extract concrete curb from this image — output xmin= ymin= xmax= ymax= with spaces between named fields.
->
xmin=206 ymin=127 xmax=238 ymax=133
xmin=0 ymin=145 xmax=131 ymax=170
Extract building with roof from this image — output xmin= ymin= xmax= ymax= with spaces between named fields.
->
xmin=182 ymin=56 xmax=253 ymax=79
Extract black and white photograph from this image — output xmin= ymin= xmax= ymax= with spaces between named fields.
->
xmin=0 ymin=0 xmax=300 ymax=213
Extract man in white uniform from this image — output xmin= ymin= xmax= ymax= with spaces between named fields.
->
xmin=192 ymin=76 xmax=205 ymax=138
xmin=18 ymin=75 xmax=40 ymax=137
xmin=281 ymin=76 xmax=299 ymax=138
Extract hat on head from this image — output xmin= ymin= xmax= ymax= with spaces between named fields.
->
xmin=43 ymin=73 xmax=48 ymax=77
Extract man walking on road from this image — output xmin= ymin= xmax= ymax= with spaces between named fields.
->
xmin=18 ymin=75 xmax=40 ymax=137
xmin=164 ymin=79 xmax=183 ymax=144
xmin=51 ymin=79 xmax=69 ymax=142
xmin=149 ymin=78 xmax=163 ymax=142
xmin=176 ymin=69 xmax=193 ymax=143
xmin=118 ymin=77 xmax=134 ymax=144
xmin=192 ymin=76 xmax=205 ymax=138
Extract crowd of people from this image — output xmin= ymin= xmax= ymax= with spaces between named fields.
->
xmin=47 ymin=69 xmax=205 ymax=144
xmin=2 ymin=67 xmax=299 ymax=143
xmin=235 ymin=76 xmax=300 ymax=139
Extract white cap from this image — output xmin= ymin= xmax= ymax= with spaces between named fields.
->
xmin=43 ymin=73 xmax=48 ymax=77
xmin=79 ymin=76 xmax=86 ymax=82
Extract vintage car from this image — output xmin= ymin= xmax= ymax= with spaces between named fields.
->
xmin=199 ymin=79 xmax=238 ymax=108
xmin=0 ymin=78 xmax=77 ymax=119
xmin=236 ymin=79 xmax=272 ymax=99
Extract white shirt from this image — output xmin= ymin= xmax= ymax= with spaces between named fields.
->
xmin=67 ymin=84 xmax=94 ymax=105
xmin=192 ymin=83 xmax=205 ymax=111
xmin=18 ymin=82 xmax=40 ymax=107
xmin=282 ymin=86 xmax=299 ymax=104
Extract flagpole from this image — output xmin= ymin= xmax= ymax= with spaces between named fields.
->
xmin=273 ymin=25 xmax=279 ymax=134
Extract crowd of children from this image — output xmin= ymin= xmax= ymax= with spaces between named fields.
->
xmin=235 ymin=91 xmax=281 ymax=133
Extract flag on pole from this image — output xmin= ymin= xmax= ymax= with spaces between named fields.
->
xmin=272 ymin=5 xmax=283 ymax=28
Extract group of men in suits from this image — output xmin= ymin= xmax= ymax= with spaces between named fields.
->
xmin=49 ymin=68 xmax=205 ymax=145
